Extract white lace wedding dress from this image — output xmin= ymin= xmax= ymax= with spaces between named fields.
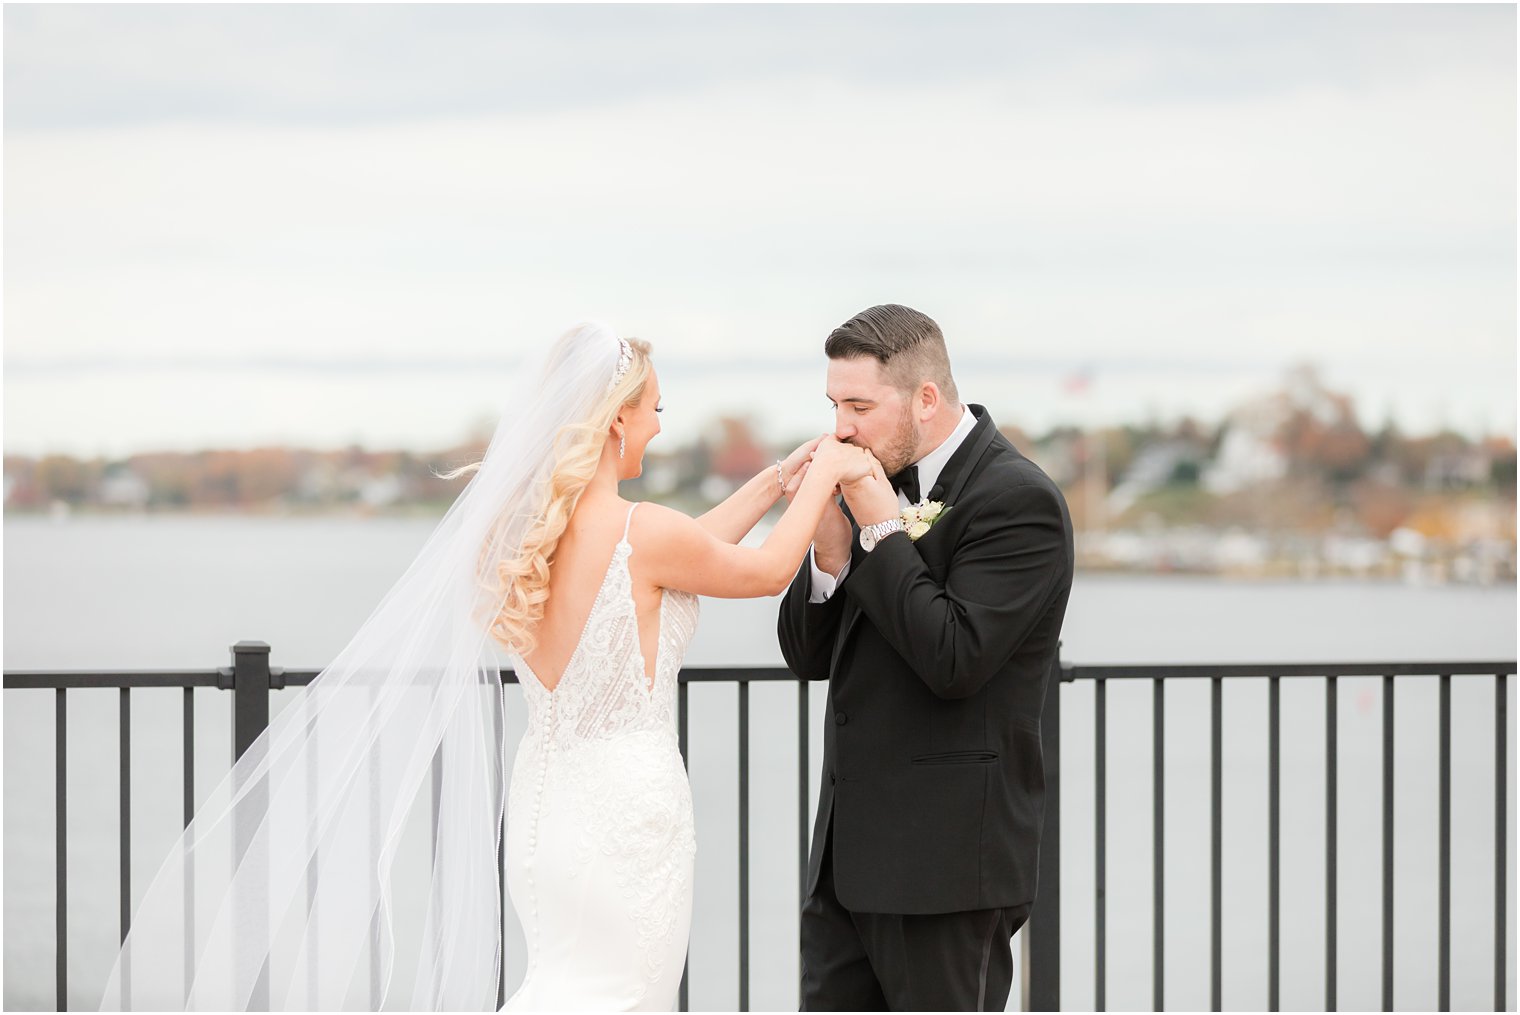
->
xmin=503 ymin=503 xmax=699 ymax=1011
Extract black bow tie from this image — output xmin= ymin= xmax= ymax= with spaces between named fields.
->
xmin=889 ymin=465 xmax=920 ymax=504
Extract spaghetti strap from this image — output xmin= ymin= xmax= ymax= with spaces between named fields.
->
xmin=621 ymin=501 xmax=640 ymax=542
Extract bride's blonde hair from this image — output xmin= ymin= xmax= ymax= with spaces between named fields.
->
xmin=447 ymin=337 xmax=654 ymax=656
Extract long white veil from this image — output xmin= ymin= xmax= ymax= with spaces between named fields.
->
xmin=99 ymin=323 xmax=630 ymax=1010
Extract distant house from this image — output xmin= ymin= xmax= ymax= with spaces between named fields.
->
xmin=1424 ymin=447 xmax=1492 ymax=489
xmin=1205 ymin=366 xmax=1359 ymax=494
xmin=1107 ymin=439 xmax=1206 ymax=515
xmin=359 ymin=474 xmax=403 ymax=508
xmin=100 ymin=467 xmax=150 ymax=509
xmin=1205 ymin=418 xmax=1288 ymax=495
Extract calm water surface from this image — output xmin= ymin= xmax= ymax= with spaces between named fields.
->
xmin=5 ymin=516 xmax=1515 ymax=1010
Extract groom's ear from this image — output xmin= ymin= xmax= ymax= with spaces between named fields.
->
xmin=917 ymin=381 xmax=943 ymax=421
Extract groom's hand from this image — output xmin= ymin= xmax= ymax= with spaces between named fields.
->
xmin=839 ymin=456 xmax=899 ymax=528
xmin=786 ymin=456 xmax=853 ymax=576
xmin=811 ymin=489 xmax=853 ymax=575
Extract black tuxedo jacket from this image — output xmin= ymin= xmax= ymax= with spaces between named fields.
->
xmin=778 ymin=405 xmax=1073 ymax=915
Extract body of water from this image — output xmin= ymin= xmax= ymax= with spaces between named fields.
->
xmin=4 ymin=516 xmax=1515 ymax=1010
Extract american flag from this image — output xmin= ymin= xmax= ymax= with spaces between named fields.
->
xmin=1063 ymin=366 xmax=1095 ymax=396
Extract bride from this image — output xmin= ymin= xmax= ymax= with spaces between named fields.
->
xmin=496 ymin=328 xmax=870 ymax=1010
xmin=99 ymin=322 xmax=874 ymax=1012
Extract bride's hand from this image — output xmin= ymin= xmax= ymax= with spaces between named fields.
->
xmin=779 ymin=434 xmax=827 ymax=491
xmin=783 ymin=460 xmax=809 ymax=502
xmin=811 ymin=436 xmax=876 ymax=484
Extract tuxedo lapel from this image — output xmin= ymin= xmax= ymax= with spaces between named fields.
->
xmin=926 ymin=404 xmax=998 ymax=506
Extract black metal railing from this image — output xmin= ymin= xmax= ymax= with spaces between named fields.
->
xmin=5 ymin=648 xmax=1514 ymax=1011
xmin=1062 ymin=662 xmax=1514 ymax=1013
xmin=5 ymin=646 xmax=819 ymax=1013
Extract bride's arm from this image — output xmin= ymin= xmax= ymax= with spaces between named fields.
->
xmin=640 ymin=439 xmax=871 ymax=599
xmin=695 ymin=436 xmax=824 ymax=544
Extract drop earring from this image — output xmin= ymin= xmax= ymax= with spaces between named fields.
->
xmin=618 ymin=433 xmax=626 ymax=459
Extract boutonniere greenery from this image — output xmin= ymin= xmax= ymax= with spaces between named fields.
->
xmin=901 ymin=500 xmax=950 ymax=541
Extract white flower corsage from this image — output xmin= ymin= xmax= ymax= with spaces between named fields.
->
xmin=901 ymin=500 xmax=949 ymax=541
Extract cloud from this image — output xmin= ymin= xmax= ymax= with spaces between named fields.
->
xmin=3 ymin=5 xmax=1514 ymax=452
xmin=5 ymin=5 xmax=1513 ymax=126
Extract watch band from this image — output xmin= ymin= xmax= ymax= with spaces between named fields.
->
xmin=859 ymin=518 xmax=906 ymax=552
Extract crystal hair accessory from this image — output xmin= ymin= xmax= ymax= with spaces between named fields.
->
xmin=606 ymin=336 xmax=634 ymax=393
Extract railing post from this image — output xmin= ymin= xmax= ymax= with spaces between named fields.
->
xmin=228 ymin=640 xmax=271 ymax=1008
xmin=1024 ymin=651 xmax=1064 ymax=1011
xmin=230 ymin=641 xmax=272 ymax=762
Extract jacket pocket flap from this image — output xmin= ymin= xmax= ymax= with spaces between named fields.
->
xmin=911 ymin=750 xmax=999 ymax=765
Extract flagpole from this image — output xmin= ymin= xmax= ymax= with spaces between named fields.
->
xmin=1086 ymin=426 xmax=1106 ymax=535
xmin=1064 ymin=365 xmax=1104 ymax=536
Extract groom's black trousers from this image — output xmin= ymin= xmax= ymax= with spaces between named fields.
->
xmin=800 ymin=821 xmax=1031 ymax=1012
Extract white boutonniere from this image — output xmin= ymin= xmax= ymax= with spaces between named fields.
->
xmin=900 ymin=500 xmax=949 ymax=541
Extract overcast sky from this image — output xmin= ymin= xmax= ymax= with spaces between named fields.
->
xmin=4 ymin=4 xmax=1515 ymax=456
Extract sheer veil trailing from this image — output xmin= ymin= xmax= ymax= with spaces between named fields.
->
xmin=100 ymin=323 xmax=632 ymax=1011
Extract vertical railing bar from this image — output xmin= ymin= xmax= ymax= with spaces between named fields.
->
xmin=1382 ymin=674 xmax=1395 ymax=1013
xmin=308 ymin=716 xmax=320 ymax=1002
xmin=1096 ymin=676 xmax=1106 ymax=1013
xmin=1153 ymin=677 xmax=1164 ymax=1012
xmin=120 ymin=687 xmax=131 ymax=943
xmin=56 ymin=687 xmax=68 ymax=1012
xmin=1326 ymin=676 xmax=1337 ymax=1012
xmin=796 ymin=678 xmax=810 ymax=1013
xmin=1495 ymin=671 xmax=1508 ymax=1014
xmin=183 ymin=688 xmax=195 ymax=828
xmin=370 ymin=702 xmax=382 ymax=1011
xmin=1023 ymin=655 xmax=1062 ymax=1011
xmin=496 ymin=820 xmax=506 ymax=1009
xmin=119 ymin=687 xmax=132 ymax=1009
xmin=184 ymin=685 xmax=195 ymax=1000
xmin=430 ymin=750 xmax=442 ymax=865
xmin=496 ymin=818 xmax=506 ymax=1009
xmin=679 ymin=679 xmax=689 ymax=764
xmin=798 ymin=679 xmax=809 ymax=908
xmin=1270 ymin=675 xmax=1279 ymax=1012
xmin=739 ymin=679 xmax=750 ymax=1013
xmin=679 ymin=677 xmax=689 ymax=1013
xmin=1211 ymin=675 xmax=1222 ymax=1013
xmin=230 ymin=642 xmax=271 ymax=1009
xmin=421 ymin=749 xmax=438 ymax=1001
xmin=1439 ymin=673 xmax=1451 ymax=1011
xmin=494 ymin=680 xmax=506 ymax=1012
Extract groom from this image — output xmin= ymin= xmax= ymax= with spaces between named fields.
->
xmin=778 ymin=305 xmax=1074 ymax=1011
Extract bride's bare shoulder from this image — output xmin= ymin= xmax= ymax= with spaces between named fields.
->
xmin=564 ymin=493 xmax=625 ymax=530
xmin=627 ymin=500 xmax=695 ymax=538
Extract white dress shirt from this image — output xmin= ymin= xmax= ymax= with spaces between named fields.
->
xmin=808 ymin=404 xmax=977 ymax=602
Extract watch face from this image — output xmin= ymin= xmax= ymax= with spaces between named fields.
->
xmin=860 ymin=527 xmax=876 ymax=552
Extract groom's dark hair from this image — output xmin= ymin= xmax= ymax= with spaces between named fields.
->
xmin=825 ymin=304 xmax=959 ymax=403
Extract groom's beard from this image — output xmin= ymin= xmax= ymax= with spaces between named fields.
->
xmin=876 ymin=407 xmax=920 ymax=479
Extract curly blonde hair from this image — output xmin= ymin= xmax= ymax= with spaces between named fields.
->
xmin=453 ymin=337 xmax=654 ymax=657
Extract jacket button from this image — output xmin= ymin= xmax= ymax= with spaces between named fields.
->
xmin=835 ymin=711 xmax=848 ymax=725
